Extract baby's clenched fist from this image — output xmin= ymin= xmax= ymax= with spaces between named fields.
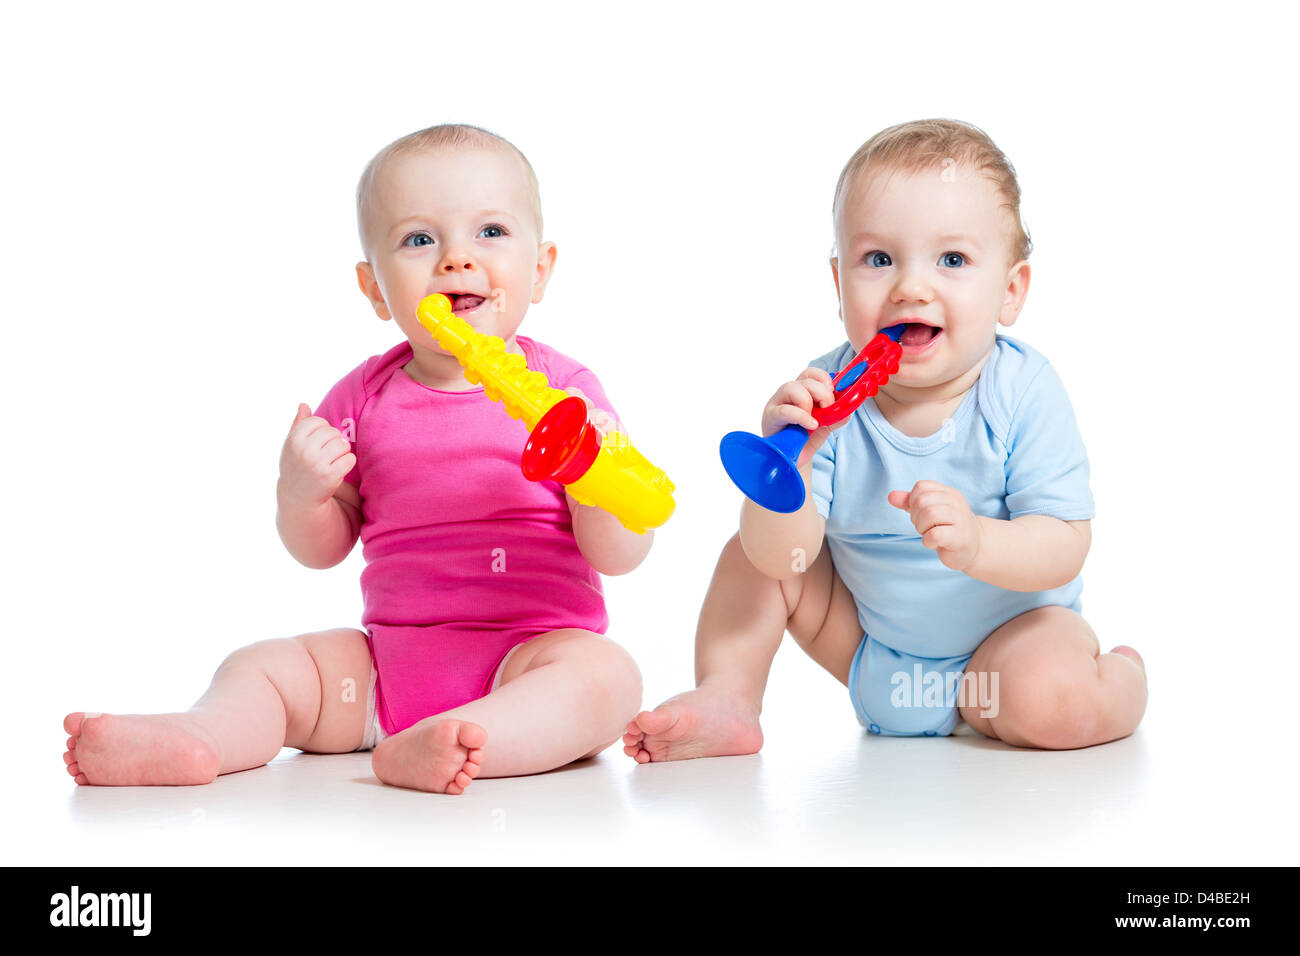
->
xmin=278 ymin=403 xmax=356 ymax=508
xmin=888 ymin=480 xmax=983 ymax=572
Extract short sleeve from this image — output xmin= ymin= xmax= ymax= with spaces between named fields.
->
xmin=313 ymin=364 xmax=368 ymax=489
xmin=811 ymin=430 xmax=836 ymax=519
xmin=522 ymin=337 xmax=621 ymax=429
xmin=1003 ymin=363 xmax=1094 ymax=521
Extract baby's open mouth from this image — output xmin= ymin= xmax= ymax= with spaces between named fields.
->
xmin=899 ymin=322 xmax=942 ymax=347
xmin=448 ymin=293 xmax=487 ymax=315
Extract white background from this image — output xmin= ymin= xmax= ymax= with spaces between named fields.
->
xmin=3 ymin=0 xmax=1297 ymax=865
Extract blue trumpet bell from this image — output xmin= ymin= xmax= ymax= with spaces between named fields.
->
xmin=718 ymin=423 xmax=812 ymax=514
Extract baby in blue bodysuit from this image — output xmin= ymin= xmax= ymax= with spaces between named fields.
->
xmin=625 ymin=118 xmax=1149 ymax=758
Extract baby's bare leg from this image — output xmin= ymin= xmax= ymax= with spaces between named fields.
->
xmin=63 ymin=628 xmax=372 ymax=785
xmin=371 ymin=629 xmax=640 ymax=793
xmin=959 ymin=607 xmax=1148 ymax=749
xmin=782 ymin=544 xmax=867 ymax=687
xmin=623 ymin=532 xmax=862 ymax=762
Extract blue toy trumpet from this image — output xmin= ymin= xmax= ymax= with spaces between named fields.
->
xmin=719 ymin=325 xmax=905 ymax=513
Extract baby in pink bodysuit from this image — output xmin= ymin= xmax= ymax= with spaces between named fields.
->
xmin=62 ymin=124 xmax=649 ymax=794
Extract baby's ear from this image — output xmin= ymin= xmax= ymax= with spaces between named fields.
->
xmin=355 ymin=262 xmax=392 ymax=320
xmin=531 ymin=241 xmax=558 ymax=304
xmin=998 ymin=259 xmax=1030 ymax=328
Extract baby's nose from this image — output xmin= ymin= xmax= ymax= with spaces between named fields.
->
xmin=438 ymin=250 xmax=476 ymax=272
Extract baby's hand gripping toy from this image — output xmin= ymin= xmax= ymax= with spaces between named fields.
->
xmin=416 ymin=293 xmax=675 ymax=534
xmin=719 ymin=326 xmax=905 ymax=513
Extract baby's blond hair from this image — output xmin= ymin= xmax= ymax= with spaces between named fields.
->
xmin=356 ymin=123 xmax=543 ymax=256
xmin=832 ymin=118 xmax=1032 ymax=265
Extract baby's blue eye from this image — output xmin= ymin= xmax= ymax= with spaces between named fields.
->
xmin=403 ymin=233 xmax=433 ymax=248
xmin=940 ymin=252 xmax=966 ymax=268
xmin=866 ymin=251 xmax=891 ymax=267
xmin=478 ymin=224 xmax=507 ymax=239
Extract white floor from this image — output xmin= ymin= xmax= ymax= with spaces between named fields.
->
xmin=14 ymin=649 xmax=1297 ymax=867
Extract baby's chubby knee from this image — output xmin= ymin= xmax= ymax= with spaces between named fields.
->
xmin=992 ymin=653 xmax=1102 ymax=750
xmin=577 ymin=640 xmax=643 ymax=759
xmin=552 ymin=636 xmax=643 ymax=740
xmin=586 ymin=638 xmax=643 ymax=718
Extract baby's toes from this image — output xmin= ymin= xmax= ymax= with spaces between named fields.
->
xmin=622 ymin=732 xmax=648 ymax=759
xmin=63 ymin=711 xmax=103 ymax=736
xmin=457 ymin=723 xmax=487 ymax=752
xmin=436 ymin=751 xmax=470 ymax=783
xmin=633 ymin=707 xmax=678 ymax=736
xmin=445 ymin=761 xmax=477 ymax=795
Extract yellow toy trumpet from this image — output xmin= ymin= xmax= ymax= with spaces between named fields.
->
xmin=416 ymin=293 xmax=675 ymax=534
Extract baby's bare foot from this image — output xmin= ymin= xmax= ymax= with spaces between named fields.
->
xmin=622 ymin=685 xmax=763 ymax=763
xmin=62 ymin=712 xmax=221 ymax=786
xmin=371 ymin=718 xmax=486 ymax=794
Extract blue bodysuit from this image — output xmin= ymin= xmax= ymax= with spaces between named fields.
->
xmin=810 ymin=335 xmax=1095 ymax=736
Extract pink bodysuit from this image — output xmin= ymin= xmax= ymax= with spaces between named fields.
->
xmin=314 ymin=335 xmax=614 ymax=736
